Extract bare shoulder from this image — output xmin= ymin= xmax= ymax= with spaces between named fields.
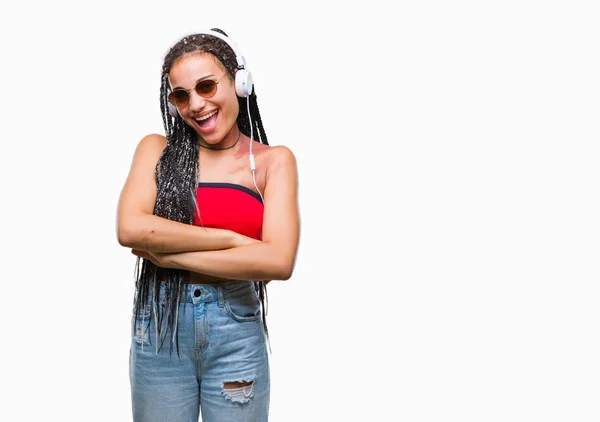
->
xmin=262 ymin=145 xmax=298 ymax=189
xmin=270 ymin=144 xmax=296 ymax=160
xmin=128 ymin=134 xmax=168 ymax=169
xmin=264 ymin=145 xmax=297 ymax=169
xmin=137 ymin=133 xmax=167 ymax=153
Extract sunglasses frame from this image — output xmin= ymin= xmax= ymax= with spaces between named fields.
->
xmin=168 ymin=73 xmax=228 ymax=108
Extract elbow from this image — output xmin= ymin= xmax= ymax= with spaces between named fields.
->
xmin=265 ymin=243 xmax=297 ymax=280
xmin=117 ymin=227 xmax=135 ymax=248
xmin=278 ymin=269 xmax=293 ymax=281
xmin=273 ymin=258 xmax=295 ymax=281
xmin=117 ymin=218 xmax=144 ymax=249
xmin=271 ymin=269 xmax=292 ymax=281
xmin=279 ymin=263 xmax=294 ymax=281
xmin=116 ymin=212 xmax=134 ymax=247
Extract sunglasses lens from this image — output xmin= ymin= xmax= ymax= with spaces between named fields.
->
xmin=168 ymin=78 xmax=220 ymax=107
xmin=195 ymin=80 xmax=217 ymax=97
xmin=169 ymin=90 xmax=190 ymax=107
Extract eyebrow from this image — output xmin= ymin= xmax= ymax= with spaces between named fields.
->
xmin=171 ymin=74 xmax=216 ymax=91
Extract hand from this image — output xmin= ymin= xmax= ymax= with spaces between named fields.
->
xmin=132 ymin=249 xmax=174 ymax=269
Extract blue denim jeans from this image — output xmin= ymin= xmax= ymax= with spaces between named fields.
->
xmin=130 ymin=281 xmax=270 ymax=422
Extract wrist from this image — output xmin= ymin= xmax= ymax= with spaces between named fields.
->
xmin=164 ymin=252 xmax=182 ymax=270
xmin=227 ymin=232 xmax=237 ymax=249
xmin=231 ymin=232 xmax=248 ymax=248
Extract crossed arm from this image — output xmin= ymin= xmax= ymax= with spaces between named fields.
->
xmin=116 ymin=134 xmax=300 ymax=281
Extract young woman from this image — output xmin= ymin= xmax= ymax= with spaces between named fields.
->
xmin=116 ymin=28 xmax=300 ymax=422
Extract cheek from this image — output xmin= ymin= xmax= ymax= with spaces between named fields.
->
xmin=219 ymin=95 xmax=239 ymax=120
xmin=222 ymin=82 xmax=240 ymax=117
xmin=230 ymin=101 xmax=240 ymax=118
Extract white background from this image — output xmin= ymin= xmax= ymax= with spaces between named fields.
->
xmin=1 ymin=0 xmax=599 ymax=421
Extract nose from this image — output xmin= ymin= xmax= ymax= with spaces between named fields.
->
xmin=188 ymin=90 xmax=207 ymax=113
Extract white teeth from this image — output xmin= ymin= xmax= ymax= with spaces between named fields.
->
xmin=196 ymin=110 xmax=217 ymax=121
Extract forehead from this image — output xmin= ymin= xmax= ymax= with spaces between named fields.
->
xmin=169 ymin=53 xmax=227 ymax=87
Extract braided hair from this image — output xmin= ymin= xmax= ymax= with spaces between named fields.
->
xmin=133 ymin=28 xmax=269 ymax=355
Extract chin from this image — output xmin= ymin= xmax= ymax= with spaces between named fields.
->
xmin=196 ymin=130 xmax=225 ymax=146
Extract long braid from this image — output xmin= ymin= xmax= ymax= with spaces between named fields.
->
xmin=251 ymin=92 xmax=269 ymax=145
xmin=133 ymin=29 xmax=271 ymax=356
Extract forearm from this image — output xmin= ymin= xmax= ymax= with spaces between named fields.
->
xmin=166 ymin=242 xmax=296 ymax=281
xmin=117 ymin=213 xmax=251 ymax=253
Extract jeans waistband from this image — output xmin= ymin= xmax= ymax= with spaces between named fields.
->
xmin=150 ymin=280 xmax=256 ymax=304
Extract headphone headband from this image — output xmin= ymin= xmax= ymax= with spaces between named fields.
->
xmin=196 ymin=30 xmax=247 ymax=70
xmin=167 ymin=29 xmax=253 ymax=118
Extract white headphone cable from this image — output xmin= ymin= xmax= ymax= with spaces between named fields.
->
xmin=247 ymin=97 xmax=264 ymax=203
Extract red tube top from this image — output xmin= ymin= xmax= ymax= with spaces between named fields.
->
xmin=193 ymin=182 xmax=264 ymax=240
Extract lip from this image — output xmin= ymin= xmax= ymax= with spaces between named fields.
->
xmin=194 ymin=109 xmax=218 ymax=119
xmin=192 ymin=109 xmax=219 ymax=133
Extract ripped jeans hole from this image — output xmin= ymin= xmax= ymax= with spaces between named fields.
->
xmin=134 ymin=326 xmax=151 ymax=346
xmin=222 ymin=381 xmax=255 ymax=403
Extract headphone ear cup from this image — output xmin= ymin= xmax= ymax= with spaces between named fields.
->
xmin=167 ymin=102 xmax=179 ymax=118
xmin=235 ymin=69 xmax=253 ymax=97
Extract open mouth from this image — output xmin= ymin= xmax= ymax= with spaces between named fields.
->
xmin=194 ymin=110 xmax=219 ymax=132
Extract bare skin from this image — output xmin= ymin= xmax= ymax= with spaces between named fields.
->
xmin=117 ymin=53 xmax=300 ymax=283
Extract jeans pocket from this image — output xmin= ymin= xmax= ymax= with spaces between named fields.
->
xmin=224 ymin=285 xmax=261 ymax=322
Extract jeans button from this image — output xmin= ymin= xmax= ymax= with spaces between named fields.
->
xmin=194 ymin=289 xmax=201 ymax=297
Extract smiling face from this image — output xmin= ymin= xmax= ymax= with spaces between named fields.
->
xmin=168 ymin=53 xmax=240 ymax=147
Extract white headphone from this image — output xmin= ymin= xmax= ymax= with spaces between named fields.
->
xmin=167 ymin=30 xmax=253 ymax=118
